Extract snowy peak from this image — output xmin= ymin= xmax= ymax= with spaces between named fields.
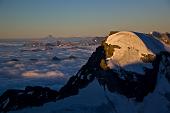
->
xmin=104 ymin=31 xmax=169 ymax=74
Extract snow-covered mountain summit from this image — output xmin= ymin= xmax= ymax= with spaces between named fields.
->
xmin=105 ymin=31 xmax=167 ymax=74
xmin=0 ymin=31 xmax=170 ymax=113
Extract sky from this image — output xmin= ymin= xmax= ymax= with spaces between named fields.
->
xmin=0 ymin=0 xmax=170 ymax=39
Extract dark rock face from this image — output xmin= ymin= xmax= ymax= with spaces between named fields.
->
xmin=58 ymin=46 xmax=105 ymax=99
xmin=97 ymin=60 xmax=159 ymax=102
xmin=0 ymin=86 xmax=58 ymax=112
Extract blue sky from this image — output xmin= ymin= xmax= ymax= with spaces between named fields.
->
xmin=0 ymin=0 xmax=170 ymax=38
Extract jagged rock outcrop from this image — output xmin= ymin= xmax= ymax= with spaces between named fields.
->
xmin=0 ymin=86 xmax=58 ymax=112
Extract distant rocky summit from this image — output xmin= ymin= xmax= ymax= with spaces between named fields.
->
xmin=149 ymin=31 xmax=170 ymax=45
xmin=109 ymin=31 xmax=119 ymax=36
xmin=1 ymin=31 xmax=170 ymax=113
